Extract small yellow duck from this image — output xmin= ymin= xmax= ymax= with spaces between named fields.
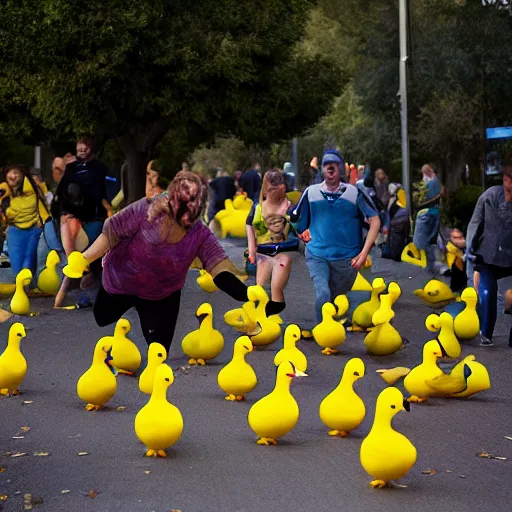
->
xmin=364 ymin=293 xmax=402 ymax=356
xmin=77 ymin=339 xmax=117 ymax=410
xmin=401 ymin=242 xmax=427 ymax=268
xmin=387 ymin=282 xmax=402 ymax=306
xmin=319 ymin=358 xmax=365 ymax=437
xmin=313 ymin=302 xmax=346 ymax=355
xmin=425 ymin=354 xmax=491 ymax=399
xmin=414 ymin=279 xmax=457 ymax=309
xmin=425 ymin=312 xmax=461 ymax=359
xmin=196 ymin=269 xmax=219 ymax=293
xmin=248 ymin=360 xmax=307 ymax=445
xmin=111 ymin=318 xmax=141 ymax=375
xmin=444 ymin=287 xmax=480 ymax=340
xmin=351 ymin=277 xmax=386 ymax=331
xmin=139 ymin=343 xmax=167 ymax=395
xmin=134 ymin=364 xmax=184 ymax=457
xmin=246 ymin=286 xmax=281 ymax=347
xmin=274 ymin=324 xmax=307 ymax=372
xmin=181 ymin=303 xmax=224 ymax=365
xmin=10 ymin=269 xmax=32 ymax=315
xmin=360 ymin=387 xmax=416 ymax=488
xmin=0 ymin=323 xmax=27 ymax=396
xmin=37 ymin=250 xmax=61 ymax=295
xmin=217 ymin=336 xmax=257 ymax=401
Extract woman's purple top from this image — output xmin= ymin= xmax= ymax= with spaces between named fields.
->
xmin=102 ymin=198 xmax=227 ymax=300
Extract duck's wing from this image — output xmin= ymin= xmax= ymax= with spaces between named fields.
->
xmin=425 ymin=364 xmax=472 ymax=394
xmin=376 ymin=367 xmax=411 ymax=385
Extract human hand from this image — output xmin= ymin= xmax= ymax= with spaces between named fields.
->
xmin=63 ymin=251 xmax=89 ymax=279
xmin=299 ymin=229 xmax=311 ymax=243
xmin=351 ymin=251 xmax=369 ymax=270
xmin=248 ymin=251 xmax=257 ymax=264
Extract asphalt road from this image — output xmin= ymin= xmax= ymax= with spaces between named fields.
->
xmin=1 ymin=240 xmax=511 ymax=512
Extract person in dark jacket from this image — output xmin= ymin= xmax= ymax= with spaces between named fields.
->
xmin=239 ymin=164 xmax=262 ymax=203
xmin=207 ymin=169 xmax=236 ymax=224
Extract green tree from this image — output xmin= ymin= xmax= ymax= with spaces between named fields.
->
xmin=0 ymin=0 xmax=340 ymax=203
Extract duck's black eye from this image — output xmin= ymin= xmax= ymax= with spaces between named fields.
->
xmin=158 ymin=353 xmax=163 ymax=357
xmin=391 ymin=405 xmax=396 ymax=409
xmin=17 ymin=333 xmax=23 ymax=337
xmin=353 ymin=371 xmax=360 ymax=376
xmin=293 ymin=334 xmax=298 ymax=339
xmin=165 ymin=377 xmax=170 ymax=382
xmin=243 ymin=345 xmax=249 ymax=350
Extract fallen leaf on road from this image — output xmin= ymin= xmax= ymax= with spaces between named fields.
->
xmin=0 ymin=467 xmax=5 ymax=472
xmin=421 ymin=469 xmax=437 ymax=476
xmin=477 ymin=451 xmax=490 ymax=458
xmin=459 ymin=475 xmax=466 ymax=478
xmin=22 ymin=401 xmax=33 ymax=405
xmin=446 ymin=470 xmax=453 ymax=473
xmin=144 ymin=471 xmax=151 ymax=474
xmin=33 ymin=452 xmax=50 ymax=457
xmin=492 ymin=456 xmax=507 ymax=461
xmin=0 ymin=494 xmax=7 ymax=502
xmin=88 ymin=490 xmax=97 ymax=499
xmin=11 ymin=452 xmax=27 ymax=458
xmin=505 ymin=436 xmax=512 ymax=441
xmin=61 ymin=490 xmax=71 ymax=494
xmin=171 ymin=510 xmax=182 ymax=512
xmin=68 ymin=434 xmax=81 ymax=439
xmin=23 ymin=493 xmax=33 ymax=510
xmin=12 ymin=436 xmax=24 ymax=439
xmin=21 ymin=426 xmax=31 ymax=433
xmin=116 ymin=406 xmax=126 ymax=412
xmin=78 ymin=452 xmax=89 ymax=456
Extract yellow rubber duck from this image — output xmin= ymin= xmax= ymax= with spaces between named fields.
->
xmin=387 ymin=282 xmax=402 ymax=306
xmin=196 ymin=269 xmax=219 ymax=293
xmin=351 ymin=272 xmax=373 ymax=292
xmin=444 ymin=287 xmax=480 ymax=340
xmin=333 ymin=294 xmax=350 ymax=322
xmin=246 ymin=286 xmax=281 ymax=347
xmin=274 ymin=324 xmax=307 ymax=372
xmin=224 ymin=300 xmax=262 ymax=336
xmin=10 ymin=269 xmax=32 ymax=316
xmin=425 ymin=354 xmax=491 ymax=399
xmin=364 ymin=293 xmax=402 ymax=356
xmin=0 ymin=323 xmax=27 ymax=396
xmin=377 ymin=339 xmax=445 ymax=403
xmin=111 ymin=318 xmax=141 ymax=375
xmin=76 ymin=339 xmax=117 ymax=410
xmin=360 ymin=387 xmax=416 ymax=488
xmin=319 ymin=357 xmax=365 ymax=437
xmin=413 ymin=279 xmax=457 ymax=309
xmin=247 ymin=360 xmax=307 ymax=445
xmin=0 ymin=283 xmax=16 ymax=296
xmin=139 ymin=342 xmax=167 ymax=395
xmin=425 ymin=312 xmax=461 ymax=359
xmin=215 ymin=197 xmax=253 ymax=238
xmin=134 ymin=364 xmax=184 ymax=457
xmin=37 ymin=250 xmax=61 ymax=295
xmin=313 ymin=302 xmax=346 ymax=355
xmin=181 ymin=302 xmax=224 ymax=365
xmin=217 ymin=335 xmax=257 ymax=401
xmin=401 ymin=242 xmax=427 ymax=268
xmin=351 ymin=277 xmax=386 ymax=331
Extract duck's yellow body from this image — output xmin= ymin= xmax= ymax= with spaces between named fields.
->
xmin=351 ymin=278 xmax=386 ymax=330
xmin=453 ymin=288 xmax=479 ymax=340
xmin=182 ymin=303 xmax=224 ymax=365
xmin=224 ymin=300 xmax=262 ymax=336
xmin=248 ymin=360 xmax=307 ymax=445
xmin=0 ymin=283 xmax=16 ymax=297
xmin=414 ymin=279 xmax=457 ymax=309
xmin=134 ymin=364 xmax=183 ymax=457
xmin=139 ymin=343 xmax=167 ymax=395
xmin=425 ymin=312 xmax=461 ymax=359
xmin=247 ymin=286 xmax=281 ymax=347
xmin=319 ymin=358 xmax=365 ymax=437
xmin=111 ymin=318 xmax=141 ymax=374
xmin=313 ymin=302 xmax=346 ymax=355
xmin=10 ymin=269 xmax=32 ymax=316
xmin=0 ymin=323 xmax=27 ymax=395
xmin=364 ymin=293 xmax=402 ymax=355
xmin=360 ymin=387 xmax=417 ymax=488
xmin=401 ymin=242 xmax=427 ymax=268
xmin=217 ymin=336 xmax=257 ymax=401
xmin=274 ymin=324 xmax=307 ymax=372
xmin=77 ymin=339 xmax=117 ymax=410
xmin=37 ymin=250 xmax=61 ymax=295
xmin=196 ymin=270 xmax=218 ymax=293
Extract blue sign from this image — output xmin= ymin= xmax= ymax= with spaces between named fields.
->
xmin=486 ymin=126 xmax=512 ymax=140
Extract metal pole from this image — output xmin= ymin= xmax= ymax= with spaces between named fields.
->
xmin=399 ymin=0 xmax=411 ymax=210
xmin=292 ymin=137 xmax=299 ymax=179
xmin=34 ymin=146 xmax=42 ymax=169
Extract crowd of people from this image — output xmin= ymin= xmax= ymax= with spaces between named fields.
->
xmin=1 ymin=142 xmax=511 ymax=350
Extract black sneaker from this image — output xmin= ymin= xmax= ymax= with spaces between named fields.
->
xmin=480 ymin=334 xmax=494 ymax=347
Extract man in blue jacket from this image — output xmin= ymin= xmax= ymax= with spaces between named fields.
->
xmin=291 ymin=150 xmax=381 ymax=323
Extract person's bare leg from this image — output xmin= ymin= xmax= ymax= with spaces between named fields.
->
xmin=55 ymin=215 xmax=78 ymax=307
xmin=54 ymin=276 xmax=71 ymax=307
xmin=256 ymin=256 xmax=272 ymax=288
xmin=269 ymin=253 xmax=292 ymax=303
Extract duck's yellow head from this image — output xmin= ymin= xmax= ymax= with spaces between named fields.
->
xmin=277 ymin=360 xmax=308 ymax=381
xmin=343 ymin=357 xmax=365 ymax=383
xmin=198 ymin=269 xmax=208 ymax=278
xmin=16 ymin=268 xmax=32 ymax=287
xmin=423 ymin=279 xmax=452 ymax=298
xmin=333 ymin=295 xmax=349 ymax=317
xmin=388 ymin=282 xmax=402 ymax=301
xmin=461 ymin=287 xmax=478 ymax=306
xmin=147 ymin=342 xmax=167 ymax=365
xmin=234 ymin=335 xmax=254 ymax=355
xmin=247 ymin=285 xmax=267 ymax=304
xmin=425 ymin=313 xmax=441 ymax=333
xmin=46 ymin=250 xmax=60 ymax=267
xmin=423 ymin=339 xmax=446 ymax=360
xmin=376 ymin=387 xmax=410 ymax=418
xmin=284 ymin=324 xmax=301 ymax=345
xmin=438 ymin=312 xmax=454 ymax=330
xmin=154 ymin=363 xmax=175 ymax=387
xmin=114 ymin=318 xmax=131 ymax=336
xmin=196 ymin=302 xmax=213 ymax=324
xmin=372 ymin=294 xmax=394 ymax=325
xmin=321 ymin=302 xmax=337 ymax=319
xmin=9 ymin=322 xmax=26 ymax=343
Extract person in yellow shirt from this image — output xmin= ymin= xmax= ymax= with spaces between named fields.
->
xmin=0 ymin=164 xmax=49 ymax=278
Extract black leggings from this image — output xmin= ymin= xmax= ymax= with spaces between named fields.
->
xmin=93 ymin=284 xmax=182 ymax=353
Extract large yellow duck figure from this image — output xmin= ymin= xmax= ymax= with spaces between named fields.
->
xmin=37 ymin=250 xmax=61 ymax=296
xmin=217 ymin=336 xmax=257 ymax=401
xmin=134 ymin=364 xmax=183 ymax=457
xmin=10 ymin=269 xmax=32 ymax=316
xmin=414 ymin=279 xmax=457 ymax=309
xmin=364 ymin=293 xmax=402 ymax=356
xmin=139 ymin=343 xmax=167 ymax=395
xmin=319 ymin=358 xmax=365 ymax=437
xmin=247 ymin=360 xmax=307 ymax=445
xmin=181 ymin=303 xmax=224 ymax=365
xmin=274 ymin=324 xmax=307 ymax=372
xmin=0 ymin=323 xmax=27 ymax=396
xmin=350 ymin=277 xmax=386 ymax=331
xmin=313 ymin=302 xmax=346 ymax=355
xmin=110 ymin=318 xmax=142 ymax=376
xmin=425 ymin=312 xmax=461 ymax=359
xmin=215 ymin=196 xmax=253 ymax=238
xmin=360 ymin=387 xmax=416 ymax=489
xmin=401 ymin=242 xmax=427 ymax=268
xmin=444 ymin=287 xmax=480 ymax=341
xmin=77 ymin=339 xmax=117 ymax=411
xmin=246 ymin=286 xmax=281 ymax=347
